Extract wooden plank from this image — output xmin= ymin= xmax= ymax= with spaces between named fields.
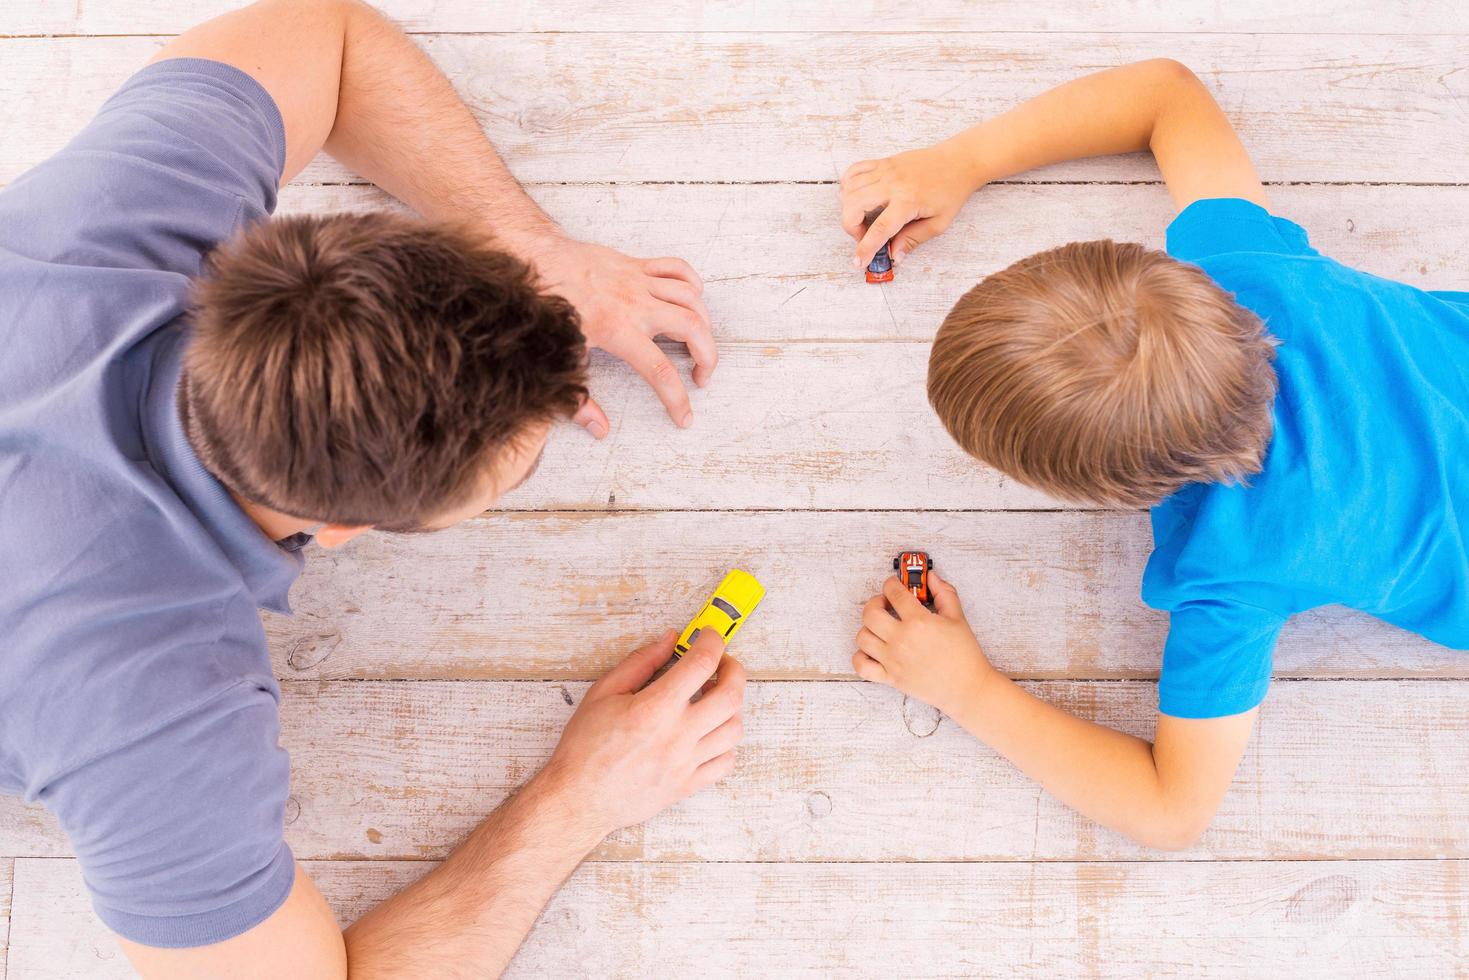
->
xmin=8 ymin=0 xmax=1468 ymax=37
xmin=470 ymin=340 xmax=1074 ymax=511
xmin=3 ymin=679 xmax=1467 ymax=861
xmin=273 ymin=182 xmax=1469 ymax=344
xmin=0 ymin=859 xmax=9 ymax=980
xmin=263 ymin=511 xmax=1462 ymax=681
xmin=9 ymin=857 xmax=1469 ymax=979
xmin=6 ymin=34 xmax=1469 ymax=185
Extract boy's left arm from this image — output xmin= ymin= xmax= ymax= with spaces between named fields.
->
xmin=854 ymin=574 xmax=1257 ymax=851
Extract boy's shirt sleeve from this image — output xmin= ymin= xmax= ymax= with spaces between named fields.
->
xmin=1165 ymin=197 xmax=1318 ymax=262
xmin=1156 ymin=599 xmax=1285 ymax=719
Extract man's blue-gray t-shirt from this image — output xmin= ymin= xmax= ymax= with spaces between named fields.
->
xmin=1144 ymin=198 xmax=1469 ymax=718
xmin=0 ymin=60 xmax=302 ymax=947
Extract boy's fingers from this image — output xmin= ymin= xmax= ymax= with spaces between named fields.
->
xmin=655 ymin=628 xmax=726 ymax=703
xmin=597 ymin=630 xmax=678 ymax=694
xmin=840 ymin=159 xmax=878 ymax=189
xmin=572 ymin=393 xmax=610 ymax=440
xmin=856 ymin=208 xmax=910 ymax=269
xmin=882 ymin=575 xmax=927 ymax=620
xmin=852 ymin=650 xmax=889 ymax=684
xmin=891 ymin=216 xmax=945 ymax=264
xmin=861 ymin=595 xmax=898 ymax=640
xmin=856 ymin=626 xmax=888 ymax=657
xmin=928 ymin=570 xmax=965 ymax=619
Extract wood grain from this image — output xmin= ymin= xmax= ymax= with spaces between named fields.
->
xmin=273 ymin=182 xmax=1469 ymax=344
xmin=0 ymin=858 xmax=9 ymax=980
xmin=2 ymin=679 xmax=1466 ymax=863
xmin=261 ymin=511 xmax=1462 ymax=681
xmin=6 ymin=33 xmax=1469 ymax=185
xmin=9 ymin=857 xmax=1469 ymax=979
xmin=8 ymin=0 xmax=1468 ymax=37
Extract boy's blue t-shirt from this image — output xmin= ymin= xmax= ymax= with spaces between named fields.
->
xmin=0 ymin=61 xmax=302 ymax=946
xmin=1146 ymin=197 xmax=1469 ymax=718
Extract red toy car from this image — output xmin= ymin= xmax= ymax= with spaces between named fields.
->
xmin=893 ymin=551 xmax=934 ymax=608
xmin=866 ymin=241 xmax=894 ymax=283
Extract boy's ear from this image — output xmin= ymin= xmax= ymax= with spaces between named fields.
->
xmin=316 ymin=524 xmax=373 ymax=549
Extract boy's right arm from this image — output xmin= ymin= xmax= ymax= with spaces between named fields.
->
xmin=839 ymin=58 xmax=1268 ymax=267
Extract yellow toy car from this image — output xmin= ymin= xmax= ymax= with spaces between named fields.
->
xmin=674 ymin=569 xmax=765 ymax=656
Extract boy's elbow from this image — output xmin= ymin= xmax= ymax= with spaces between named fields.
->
xmin=1135 ymin=807 xmax=1215 ymax=852
xmin=1141 ymin=57 xmax=1201 ymax=87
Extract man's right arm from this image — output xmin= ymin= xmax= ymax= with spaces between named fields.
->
xmin=838 ymin=58 xmax=1269 ymax=266
xmin=119 ymin=630 xmax=745 ymax=979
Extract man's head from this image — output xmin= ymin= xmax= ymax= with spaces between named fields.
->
xmin=928 ymin=240 xmax=1277 ymax=507
xmin=182 ymin=212 xmax=586 ymax=537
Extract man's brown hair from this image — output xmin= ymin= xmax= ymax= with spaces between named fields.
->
xmin=182 ymin=212 xmax=587 ymax=528
xmin=928 ymin=240 xmax=1277 ymax=507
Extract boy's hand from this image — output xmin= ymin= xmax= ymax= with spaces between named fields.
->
xmin=839 ymin=140 xmax=982 ymax=269
xmin=852 ymin=570 xmax=995 ymax=716
xmin=539 ymin=628 xmax=744 ymax=844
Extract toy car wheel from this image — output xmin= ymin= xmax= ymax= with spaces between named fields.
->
xmin=892 ymin=557 xmax=899 ymax=571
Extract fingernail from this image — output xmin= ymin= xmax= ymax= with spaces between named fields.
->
xmin=851 ymin=256 xmax=862 ymax=269
xmin=588 ymin=420 xmax=607 ymax=438
xmin=892 ymin=251 xmax=904 ymax=265
xmin=680 ymin=412 xmax=693 ymax=428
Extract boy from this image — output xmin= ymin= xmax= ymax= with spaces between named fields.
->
xmin=840 ymin=59 xmax=1469 ymax=849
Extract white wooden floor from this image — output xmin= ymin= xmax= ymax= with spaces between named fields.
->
xmin=5 ymin=2 xmax=1469 ymax=977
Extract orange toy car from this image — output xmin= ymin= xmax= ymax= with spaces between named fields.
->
xmin=893 ymin=551 xmax=934 ymax=609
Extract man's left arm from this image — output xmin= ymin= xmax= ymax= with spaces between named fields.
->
xmin=152 ymin=0 xmax=715 ymax=435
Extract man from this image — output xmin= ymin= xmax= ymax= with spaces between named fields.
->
xmin=0 ymin=0 xmax=746 ymax=975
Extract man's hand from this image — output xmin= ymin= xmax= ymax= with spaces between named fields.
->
xmin=539 ymin=628 xmax=745 ymax=838
xmin=839 ymin=139 xmax=983 ymax=269
xmin=852 ymin=570 xmax=995 ymax=716
xmin=519 ymin=235 xmax=716 ymax=436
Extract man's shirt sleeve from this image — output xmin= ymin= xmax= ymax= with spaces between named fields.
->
xmin=0 ymin=57 xmax=284 ymax=280
xmin=1157 ymin=599 xmax=1285 ymax=719
xmin=36 ymin=680 xmax=295 ymax=948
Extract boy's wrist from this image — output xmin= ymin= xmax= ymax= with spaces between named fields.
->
xmin=939 ymin=130 xmax=998 ymax=195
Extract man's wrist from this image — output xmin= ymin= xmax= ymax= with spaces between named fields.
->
xmin=520 ymin=760 xmax=612 ymax=858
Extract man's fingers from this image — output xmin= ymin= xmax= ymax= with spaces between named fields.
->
xmin=596 ymin=630 xmax=678 ymax=695
xmin=572 ymin=393 xmax=610 ymax=440
xmin=654 ymin=628 xmax=725 ymax=703
xmin=696 ymin=712 xmax=744 ymax=761
xmin=852 ymin=650 xmax=889 ymax=684
xmin=856 ymin=207 xmax=910 ymax=269
xmin=689 ymin=652 xmax=746 ymax=733
xmin=882 ymin=575 xmax=927 ymax=620
xmin=646 ymin=281 xmax=718 ymax=387
xmin=861 ymin=595 xmax=898 ymax=640
xmin=642 ymin=256 xmax=705 ymax=292
xmin=928 ymin=569 xmax=965 ymax=620
xmin=890 ymin=216 xmax=945 ymax=265
xmin=689 ymin=749 xmax=737 ymax=792
xmin=625 ymin=335 xmax=694 ymax=428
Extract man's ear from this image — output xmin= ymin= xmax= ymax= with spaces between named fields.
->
xmin=316 ymin=524 xmax=373 ymax=549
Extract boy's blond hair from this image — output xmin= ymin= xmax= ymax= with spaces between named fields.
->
xmin=928 ymin=240 xmax=1277 ymax=507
